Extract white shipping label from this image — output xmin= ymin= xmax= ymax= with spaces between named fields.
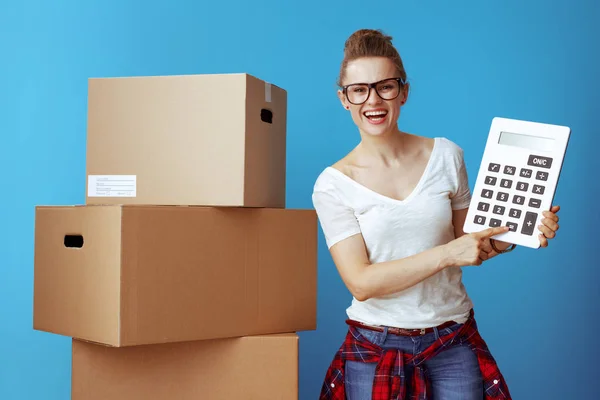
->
xmin=88 ymin=175 xmax=137 ymax=197
xmin=265 ymin=82 xmax=272 ymax=102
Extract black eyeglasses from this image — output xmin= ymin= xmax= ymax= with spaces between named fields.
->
xmin=342 ymin=77 xmax=406 ymax=105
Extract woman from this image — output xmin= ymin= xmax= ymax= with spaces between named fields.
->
xmin=312 ymin=29 xmax=561 ymax=400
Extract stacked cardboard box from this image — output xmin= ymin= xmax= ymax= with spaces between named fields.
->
xmin=33 ymin=73 xmax=318 ymax=399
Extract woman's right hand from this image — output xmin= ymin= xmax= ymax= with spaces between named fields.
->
xmin=442 ymin=226 xmax=510 ymax=268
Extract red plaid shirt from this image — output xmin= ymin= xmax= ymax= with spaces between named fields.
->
xmin=319 ymin=310 xmax=512 ymax=399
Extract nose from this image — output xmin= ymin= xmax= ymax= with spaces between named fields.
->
xmin=366 ymin=86 xmax=382 ymax=104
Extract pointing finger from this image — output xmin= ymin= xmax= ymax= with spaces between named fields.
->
xmin=473 ymin=226 xmax=510 ymax=239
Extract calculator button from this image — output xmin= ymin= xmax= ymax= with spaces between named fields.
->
xmin=516 ymin=182 xmax=529 ymax=191
xmin=488 ymin=163 xmax=500 ymax=172
xmin=536 ymin=171 xmax=548 ymax=181
xmin=489 ymin=218 xmax=502 ymax=227
xmin=533 ymin=184 xmax=545 ymax=195
xmin=474 ymin=215 xmax=486 ymax=225
xmin=503 ymin=165 xmax=516 ymax=175
xmin=527 ymin=154 xmax=553 ymax=169
xmin=493 ymin=205 xmax=506 ymax=215
xmin=520 ymin=168 xmax=533 ymax=178
xmin=500 ymin=179 xmax=513 ymax=189
xmin=521 ymin=211 xmax=538 ymax=236
xmin=506 ymin=222 xmax=518 ymax=232
xmin=496 ymin=192 xmax=509 ymax=202
xmin=485 ymin=176 xmax=497 ymax=186
xmin=512 ymin=195 xmax=525 ymax=205
xmin=481 ymin=189 xmax=493 ymax=199
xmin=529 ymin=198 xmax=542 ymax=208
xmin=509 ymin=208 xmax=522 ymax=219
xmin=477 ymin=202 xmax=490 ymax=212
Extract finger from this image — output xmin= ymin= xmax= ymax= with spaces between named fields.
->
xmin=480 ymin=251 xmax=494 ymax=261
xmin=538 ymin=224 xmax=556 ymax=239
xmin=539 ymin=233 xmax=549 ymax=248
xmin=479 ymin=238 xmax=492 ymax=253
xmin=550 ymin=205 xmax=560 ymax=213
xmin=542 ymin=210 xmax=560 ymax=223
xmin=473 ymin=226 xmax=510 ymax=239
xmin=481 ymin=243 xmax=493 ymax=254
xmin=541 ymin=216 xmax=559 ymax=232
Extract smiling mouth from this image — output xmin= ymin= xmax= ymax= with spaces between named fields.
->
xmin=364 ymin=110 xmax=388 ymax=121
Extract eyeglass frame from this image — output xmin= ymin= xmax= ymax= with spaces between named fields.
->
xmin=341 ymin=77 xmax=407 ymax=105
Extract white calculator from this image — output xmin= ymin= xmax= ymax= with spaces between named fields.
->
xmin=463 ymin=117 xmax=571 ymax=249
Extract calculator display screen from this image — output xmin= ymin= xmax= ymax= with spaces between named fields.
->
xmin=498 ymin=131 xmax=554 ymax=152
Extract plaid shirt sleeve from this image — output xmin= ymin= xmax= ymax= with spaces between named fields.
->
xmin=319 ymin=310 xmax=513 ymax=400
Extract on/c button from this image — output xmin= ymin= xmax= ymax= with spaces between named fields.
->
xmin=527 ymin=154 xmax=553 ymax=169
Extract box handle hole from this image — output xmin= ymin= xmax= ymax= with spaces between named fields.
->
xmin=64 ymin=234 xmax=84 ymax=248
xmin=261 ymin=109 xmax=273 ymax=124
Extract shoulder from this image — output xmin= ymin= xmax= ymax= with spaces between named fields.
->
xmin=312 ymin=151 xmax=356 ymax=194
xmin=311 ymin=164 xmax=359 ymax=211
xmin=404 ymin=134 xmax=462 ymax=161
xmin=434 ymin=136 xmax=466 ymax=156
xmin=312 ymin=167 xmax=345 ymax=203
xmin=431 ymin=137 xmax=469 ymax=170
xmin=313 ymin=166 xmax=338 ymax=194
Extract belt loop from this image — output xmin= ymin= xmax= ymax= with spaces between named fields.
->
xmin=433 ymin=326 xmax=440 ymax=340
xmin=381 ymin=326 xmax=389 ymax=345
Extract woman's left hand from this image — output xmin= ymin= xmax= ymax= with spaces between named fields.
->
xmin=538 ymin=205 xmax=561 ymax=247
xmin=479 ymin=205 xmax=561 ymax=259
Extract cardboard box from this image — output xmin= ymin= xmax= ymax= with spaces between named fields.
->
xmin=33 ymin=205 xmax=317 ymax=346
xmin=85 ymin=73 xmax=287 ymax=207
xmin=72 ymin=333 xmax=298 ymax=400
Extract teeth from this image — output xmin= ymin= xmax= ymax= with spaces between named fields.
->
xmin=365 ymin=110 xmax=387 ymax=117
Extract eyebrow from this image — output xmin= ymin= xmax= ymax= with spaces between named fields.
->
xmin=343 ymin=77 xmax=403 ymax=87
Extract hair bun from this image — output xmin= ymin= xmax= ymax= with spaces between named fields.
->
xmin=345 ymin=29 xmax=393 ymax=48
xmin=337 ymin=28 xmax=408 ymax=90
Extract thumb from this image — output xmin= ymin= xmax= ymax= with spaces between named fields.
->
xmin=473 ymin=225 xmax=509 ymax=239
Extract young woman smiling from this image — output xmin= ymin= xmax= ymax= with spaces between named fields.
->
xmin=313 ymin=29 xmax=561 ymax=400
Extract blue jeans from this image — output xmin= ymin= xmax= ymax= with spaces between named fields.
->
xmin=344 ymin=321 xmax=483 ymax=400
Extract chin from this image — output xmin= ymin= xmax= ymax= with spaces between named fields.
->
xmin=359 ymin=119 xmax=396 ymax=137
xmin=361 ymin=127 xmax=389 ymax=137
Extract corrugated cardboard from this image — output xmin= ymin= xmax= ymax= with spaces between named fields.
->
xmin=33 ymin=205 xmax=317 ymax=346
xmin=85 ymin=73 xmax=287 ymax=207
xmin=72 ymin=333 xmax=298 ymax=400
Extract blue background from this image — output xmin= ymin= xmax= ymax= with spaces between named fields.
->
xmin=1 ymin=0 xmax=598 ymax=398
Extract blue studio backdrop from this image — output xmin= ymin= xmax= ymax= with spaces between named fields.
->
xmin=1 ymin=0 xmax=599 ymax=399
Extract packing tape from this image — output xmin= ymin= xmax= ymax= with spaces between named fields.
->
xmin=265 ymin=82 xmax=272 ymax=103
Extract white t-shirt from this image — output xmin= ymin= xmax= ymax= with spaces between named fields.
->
xmin=312 ymin=137 xmax=474 ymax=329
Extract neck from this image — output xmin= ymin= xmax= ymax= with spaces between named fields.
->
xmin=356 ymin=126 xmax=410 ymax=166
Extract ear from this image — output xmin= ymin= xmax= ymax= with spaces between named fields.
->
xmin=400 ymin=82 xmax=410 ymax=105
xmin=337 ymin=89 xmax=350 ymax=109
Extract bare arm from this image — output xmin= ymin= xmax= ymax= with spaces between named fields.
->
xmin=329 ymin=234 xmax=449 ymax=301
xmin=452 ymin=207 xmax=469 ymax=239
xmin=329 ymin=207 xmax=508 ymax=301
